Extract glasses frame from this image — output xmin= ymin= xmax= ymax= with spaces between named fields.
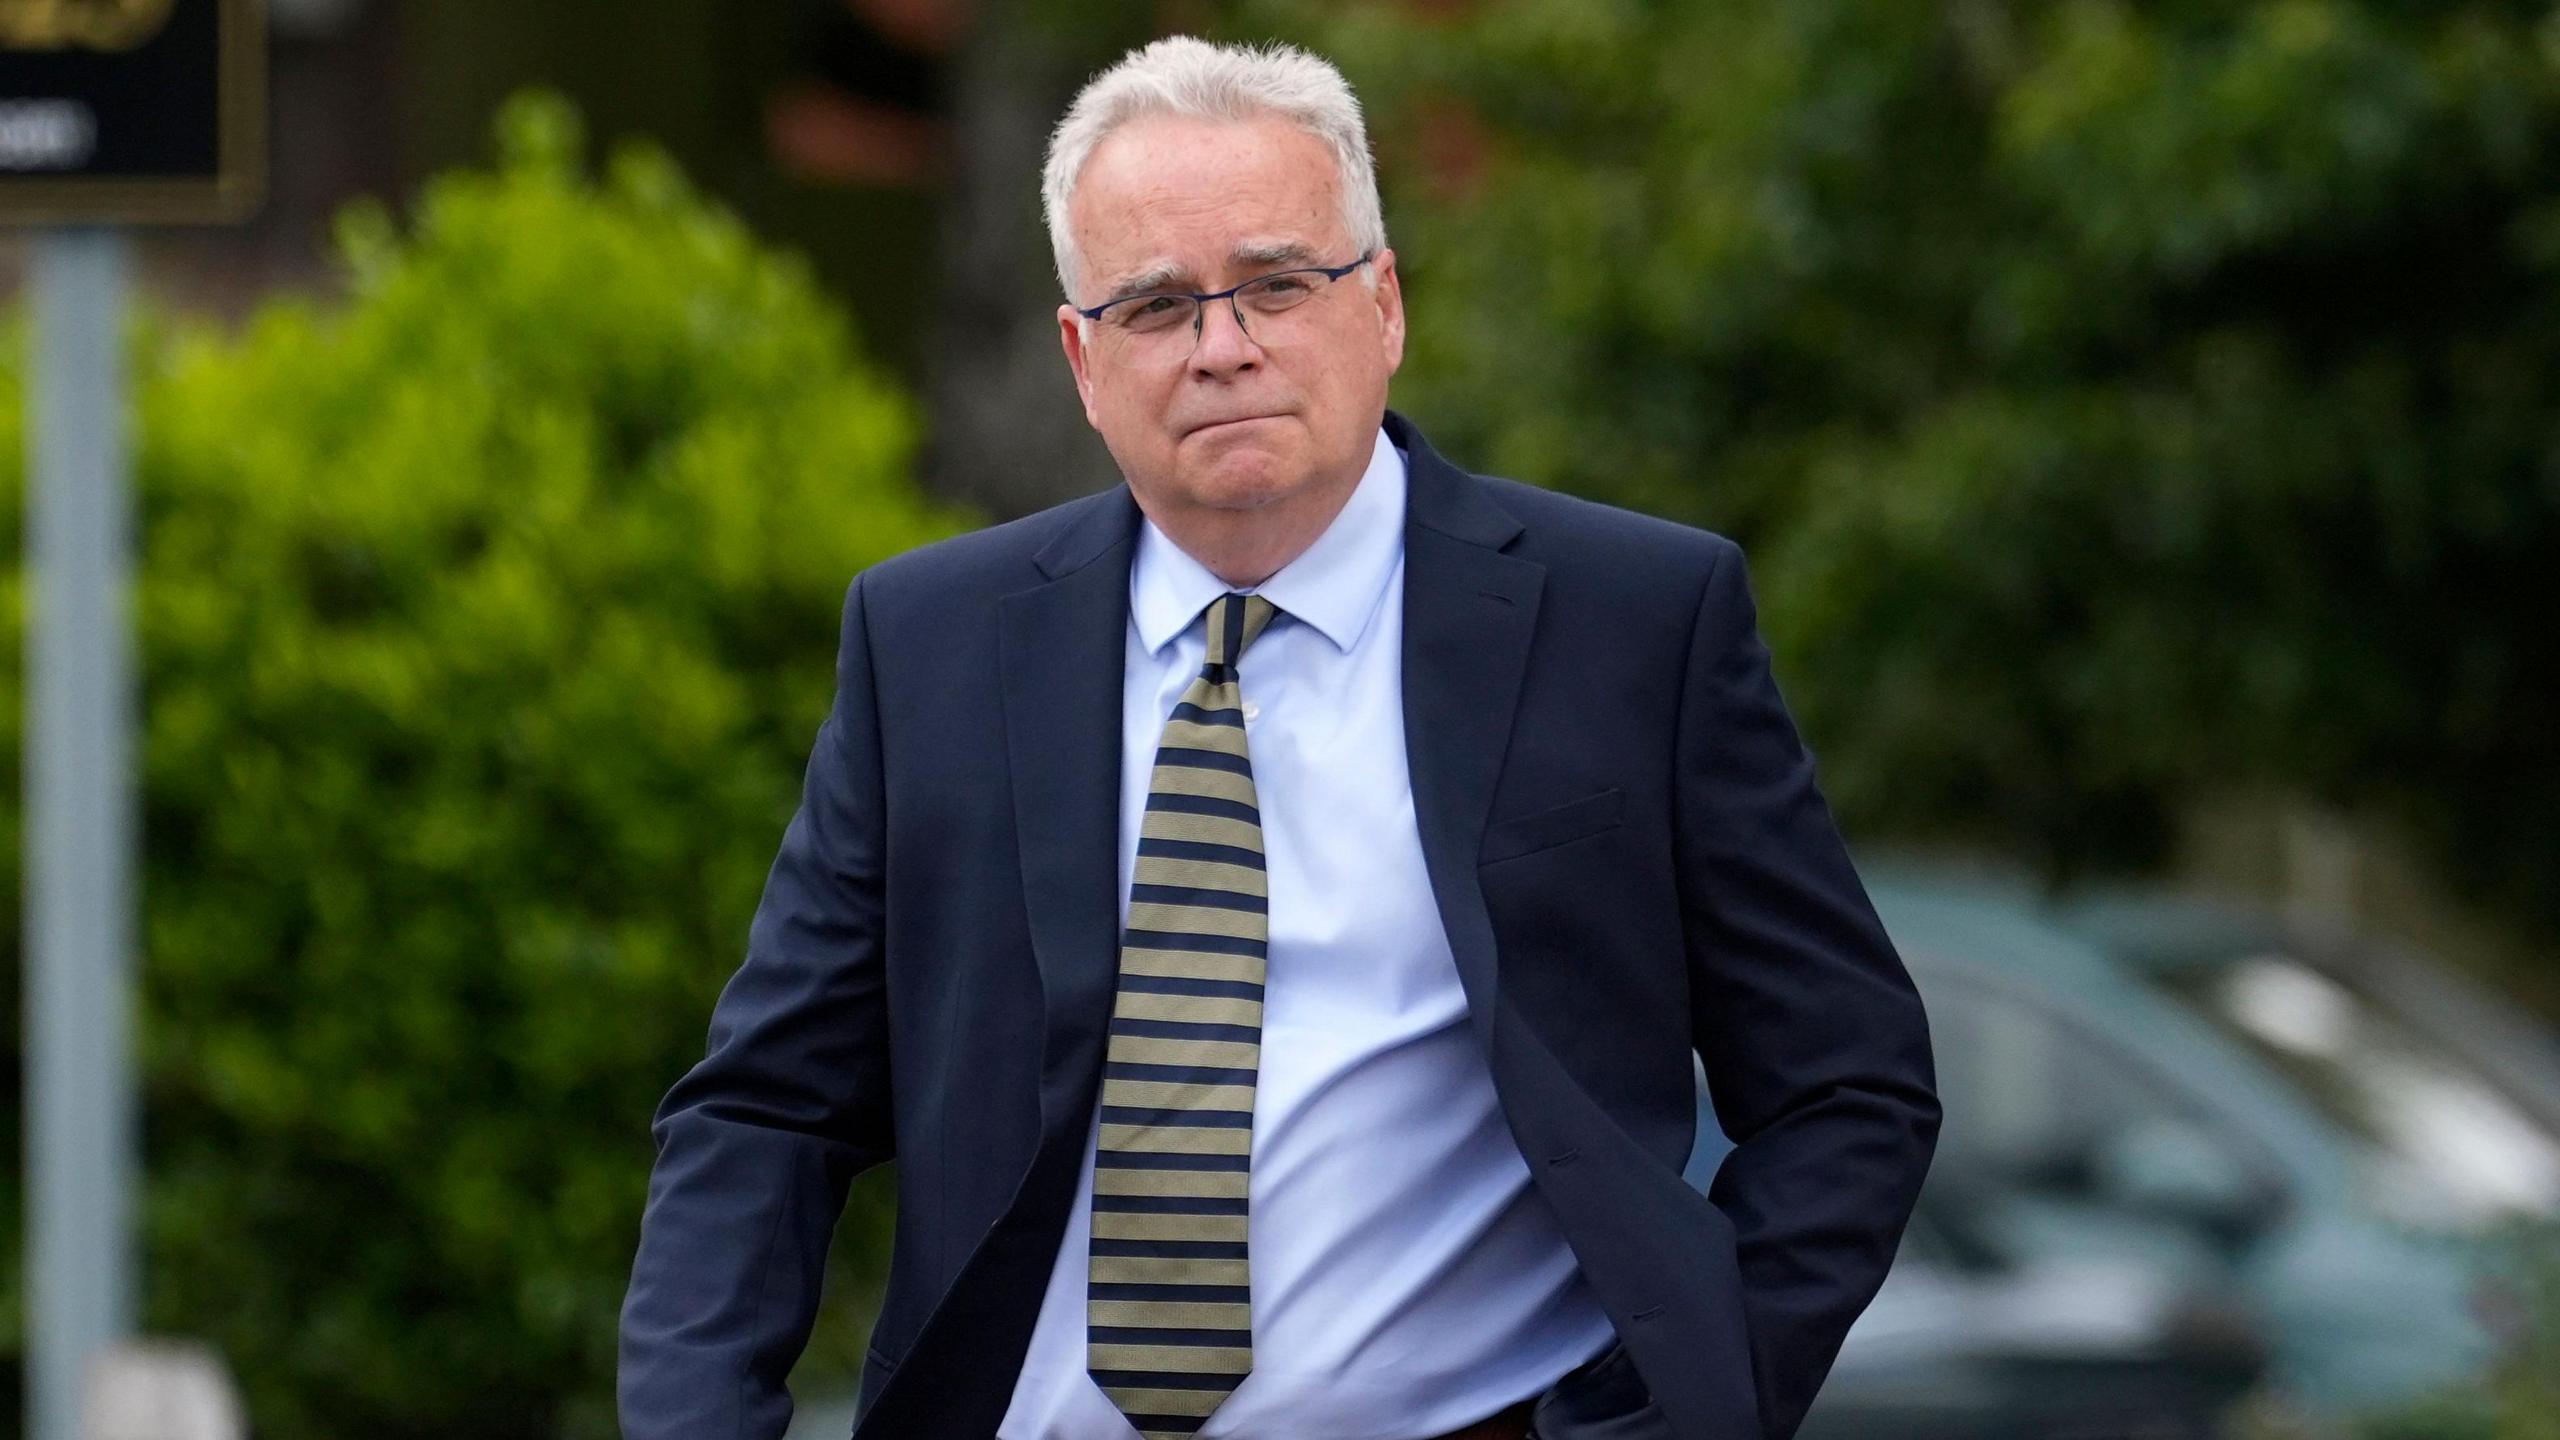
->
xmin=1075 ymin=249 xmax=1377 ymax=348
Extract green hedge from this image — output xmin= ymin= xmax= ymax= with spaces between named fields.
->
xmin=1 ymin=92 xmax=967 ymax=1438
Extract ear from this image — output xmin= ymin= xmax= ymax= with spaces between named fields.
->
xmin=1058 ymin=304 xmax=1103 ymax=429
xmin=1371 ymin=247 xmax=1406 ymax=377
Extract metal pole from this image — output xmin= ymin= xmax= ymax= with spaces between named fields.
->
xmin=24 ymin=224 xmax=137 ymax=1440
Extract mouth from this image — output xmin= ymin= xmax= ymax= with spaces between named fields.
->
xmin=1187 ymin=413 xmax=1283 ymax=437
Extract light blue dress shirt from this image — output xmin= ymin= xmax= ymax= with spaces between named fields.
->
xmin=996 ymin=428 xmax=1617 ymax=1439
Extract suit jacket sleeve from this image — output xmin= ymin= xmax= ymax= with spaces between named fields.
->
xmin=1675 ymin=538 xmax=1941 ymax=1439
xmin=619 ymin=573 xmax=897 ymax=1440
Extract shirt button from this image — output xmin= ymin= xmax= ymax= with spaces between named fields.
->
xmin=1241 ymin=701 xmax=1261 ymax=722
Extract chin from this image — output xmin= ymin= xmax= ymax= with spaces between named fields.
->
xmin=1179 ymin=443 xmax=1307 ymax=511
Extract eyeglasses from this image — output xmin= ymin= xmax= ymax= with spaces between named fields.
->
xmin=1075 ymin=250 xmax=1376 ymax=350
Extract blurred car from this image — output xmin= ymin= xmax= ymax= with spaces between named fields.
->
xmin=1779 ymin=1168 xmax=2265 ymax=1440
xmin=2050 ymin=887 xmax=2560 ymax=1401
xmin=1689 ymin=864 xmax=2554 ymax=1429
xmin=2056 ymin=887 xmax=2560 ymax=1231
xmin=1684 ymin=921 xmax=2269 ymax=1440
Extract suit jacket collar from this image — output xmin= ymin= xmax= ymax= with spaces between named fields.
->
xmin=1389 ymin=405 xmax=1526 ymax=551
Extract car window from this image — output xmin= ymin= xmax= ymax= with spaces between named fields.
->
xmin=1920 ymin=966 xmax=2285 ymax=1208
xmin=2158 ymin=952 xmax=2560 ymax=1231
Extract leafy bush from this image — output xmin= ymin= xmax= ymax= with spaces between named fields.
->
xmin=1 ymin=91 xmax=967 ymax=1438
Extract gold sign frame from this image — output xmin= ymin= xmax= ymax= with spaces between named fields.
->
xmin=0 ymin=0 xmax=265 ymax=225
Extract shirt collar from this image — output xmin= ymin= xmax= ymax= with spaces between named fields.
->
xmin=1131 ymin=426 xmax=1406 ymax=656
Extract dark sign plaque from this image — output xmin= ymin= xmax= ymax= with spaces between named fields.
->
xmin=1 ymin=0 xmax=264 ymax=224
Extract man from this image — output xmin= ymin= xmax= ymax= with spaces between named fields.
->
xmin=621 ymin=35 xmax=1938 ymax=1440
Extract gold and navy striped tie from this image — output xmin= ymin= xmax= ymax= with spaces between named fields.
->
xmin=1089 ymin=590 xmax=1279 ymax=1438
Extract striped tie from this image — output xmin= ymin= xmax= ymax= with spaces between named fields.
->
xmin=1089 ymin=590 xmax=1279 ymax=1438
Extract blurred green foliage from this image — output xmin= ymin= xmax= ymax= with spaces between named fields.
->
xmin=1246 ymin=0 xmax=2560 ymax=923
xmin=1 ymin=92 xmax=963 ymax=1438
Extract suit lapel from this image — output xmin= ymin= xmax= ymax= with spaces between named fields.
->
xmin=1000 ymin=486 xmax=1140 ymax=1157
xmin=1390 ymin=410 xmax=1545 ymax=1056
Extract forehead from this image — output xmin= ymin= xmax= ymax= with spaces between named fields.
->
xmin=1069 ymin=113 xmax=1346 ymax=293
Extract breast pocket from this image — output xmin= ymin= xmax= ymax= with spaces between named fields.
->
xmin=1479 ymin=787 xmax=1625 ymax=866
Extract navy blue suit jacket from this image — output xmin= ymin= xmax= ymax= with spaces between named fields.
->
xmin=618 ymin=410 xmax=1940 ymax=1440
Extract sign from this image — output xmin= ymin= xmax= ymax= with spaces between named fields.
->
xmin=0 ymin=0 xmax=263 ymax=224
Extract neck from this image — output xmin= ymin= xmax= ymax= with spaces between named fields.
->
xmin=1143 ymin=465 xmax=1362 ymax=589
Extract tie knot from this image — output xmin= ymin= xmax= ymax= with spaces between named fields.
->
xmin=1202 ymin=591 xmax=1279 ymax=670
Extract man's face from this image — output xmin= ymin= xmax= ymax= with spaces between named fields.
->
xmin=1057 ymin=113 xmax=1405 ymax=525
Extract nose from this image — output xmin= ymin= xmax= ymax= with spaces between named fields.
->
xmin=1189 ymin=294 xmax=1260 ymax=377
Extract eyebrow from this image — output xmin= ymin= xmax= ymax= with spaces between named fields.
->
xmin=1231 ymin=238 xmax=1320 ymax=271
xmin=1102 ymin=261 xmax=1190 ymax=302
xmin=1100 ymin=239 xmax=1327 ymax=302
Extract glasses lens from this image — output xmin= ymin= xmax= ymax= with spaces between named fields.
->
xmin=1239 ymin=271 xmax=1321 ymax=314
xmin=1110 ymin=295 xmax=1197 ymax=336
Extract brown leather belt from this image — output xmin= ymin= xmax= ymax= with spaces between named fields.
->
xmin=1421 ymin=1397 xmax=1534 ymax=1440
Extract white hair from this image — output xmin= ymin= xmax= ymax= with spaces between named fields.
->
xmin=1041 ymin=35 xmax=1388 ymax=305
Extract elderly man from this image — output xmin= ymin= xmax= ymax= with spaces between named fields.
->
xmin=620 ymin=34 xmax=1938 ymax=1440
